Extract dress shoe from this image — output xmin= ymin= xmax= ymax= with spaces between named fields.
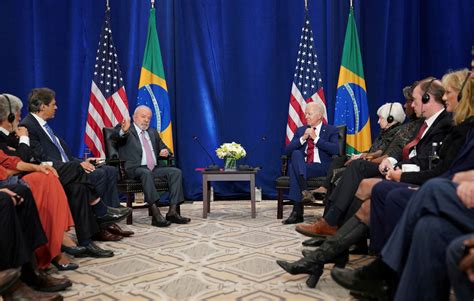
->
xmin=305 ymin=268 xmax=324 ymax=288
xmin=61 ymin=245 xmax=86 ymax=256
xmin=107 ymin=223 xmax=134 ymax=237
xmin=96 ymin=207 xmax=132 ymax=226
xmin=166 ymin=213 xmax=191 ymax=224
xmin=75 ymin=242 xmax=114 ymax=258
xmin=301 ymin=190 xmax=316 ymax=203
xmin=295 ymin=218 xmax=337 ymax=237
xmin=27 ymin=270 xmax=72 ymax=292
xmin=282 ymin=211 xmax=304 ymax=224
xmin=92 ymin=229 xmax=123 ymax=242
xmin=0 ymin=268 xmax=21 ymax=294
xmin=276 ymin=258 xmax=322 ymax=275
xmin=51 ymin=261 xmax=79 ymax=271
xmin=3 ymin=281 xmax=64 ymax=301
xmin=330 ymin=259 xmax=394 ymax=301
xmin=302 ymin=237 xmax=325 ymax=247
xmin=151 ymin=215 xmax=171 ymax=227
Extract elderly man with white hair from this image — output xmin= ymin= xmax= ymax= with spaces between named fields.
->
xmin=111 ymin=105 xmax=190 ymax=227
xmin=282 ymin=102 xmax=339 ymax=224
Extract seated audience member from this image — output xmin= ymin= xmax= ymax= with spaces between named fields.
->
xmin=447 ymin=234 xmax=474 ymax=300
xmin=302 ymin=100 xmax=409 ymax=204
xmin=330 ymin=173 xmax=474 ymax=300
xmin=111 ymin=105 xmax=190 ymax=227
xmin=282 ymin=102 xmax=339 ymax=224
xmin=294 ymin=77 xmax=452 ymax=238
xmin=1 ymin=93 xmax=129 ymax=255
xmin=19 ymin=88 xmax=134 ymax=239
xmin=0 ymin=185 xmax=70 ymax=299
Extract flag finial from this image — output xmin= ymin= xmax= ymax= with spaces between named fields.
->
xmin=304 ymin=0 xmax=308 ymax=11
xmin=106 ymin=0 xmax=110 ymax=10
xmin=350 ymin=0 xmax=353 ymax=8
xmin=151 ymin=0 xmax=155 ymax=8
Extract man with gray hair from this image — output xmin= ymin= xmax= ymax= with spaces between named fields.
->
xmin=111 ymin=105 xmax=190 ymax=227
xmin=282 ymin=102 xmax=340 ymax=224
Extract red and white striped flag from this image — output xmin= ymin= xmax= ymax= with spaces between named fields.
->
xmin=285 ymin=12 xmax=327 ymax=144
xmin=85 ymin=7 xmax=129 ymax=158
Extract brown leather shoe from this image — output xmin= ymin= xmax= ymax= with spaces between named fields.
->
xmin=92 ymin=229 xmax=123 ymax=241
xmin=28 ymin=270 xmax=72 ymax=292
xmin=3 ymin=281 xmax=63 ymax=300
xmin=295 ymin=218 xmax=337 ymax=238
xmin=107 ymin=223 xmax=134 ymax=237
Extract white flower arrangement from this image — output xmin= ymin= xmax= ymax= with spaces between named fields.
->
xmin=215 ymin=142 xmax=247 ymax=160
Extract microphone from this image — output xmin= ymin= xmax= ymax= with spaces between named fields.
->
xmin=193 ymin=135 xmax=219 ymax=171
xmin=239 ymin=135 xmax=267 ymax=171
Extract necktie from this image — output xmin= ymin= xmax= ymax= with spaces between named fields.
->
xmin=44 ymin=123 xmax=69 ymax=162
xmin=306 ymin=138 xmax=315 ymax=163
xmin=402 ymin=122 xmax=428 ymax=160
xmin=140 ymin=131 xmax=155 ymax=171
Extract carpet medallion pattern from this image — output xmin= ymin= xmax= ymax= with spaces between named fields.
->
xmin=58 ymin=201 xmax=367 ymax=300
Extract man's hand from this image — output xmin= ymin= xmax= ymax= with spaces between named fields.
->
xmin=378 ymin=158 xmax=393 ymax=174
xmin=0 ymin=188 xmax=23 ymax=206
xmin=15 ymin=126 xmax=28 ymax=137
xmin=457 ymin=181 xmax=474 ymax=208
xmin=459 ymin=236 xmax=474 ymax=283
xmin=453 ymin=170 xmax=474 ymax=184
xmin=36 ymin=165 xmax=58 ymax=177
xmin=80 ymin=160 xmax=96 ymax=173
xmin=121 ymin=118 xmax=131 ymax=132
xmin=386 ymin=169 xmax=402 ymax=182
xmin=159 ymin=149 xmax=170 ymax=157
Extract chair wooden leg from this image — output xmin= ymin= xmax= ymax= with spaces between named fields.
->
xmin=126 ymin=193 xmax=133 ymax=225
xmin=277 ymin=189 xmax=283 ymax=219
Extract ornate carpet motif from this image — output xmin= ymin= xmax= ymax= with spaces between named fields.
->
xmin=57 ymin=201 xmax=369 ymax=300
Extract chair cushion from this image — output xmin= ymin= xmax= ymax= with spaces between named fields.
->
xmin=275 ymin=176 xmax=325 ymax=190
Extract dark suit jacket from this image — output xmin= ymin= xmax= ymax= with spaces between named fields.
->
xmin=0 ymin=131 xmax=38 ymax=163
xmin=443 ymin=124 xmax=474 ymax=178
xmin=401 ymin=116 xmax=474 ymax=185
xmin=284 ymin=124 xmax=340 ymax=163
xmin=110 ymin=124 xmax=171 ymax=176
xmin=20 ymin=113 xmax=77 ymax=168
xmin=396 ymin=109 xmax=452 ymax=171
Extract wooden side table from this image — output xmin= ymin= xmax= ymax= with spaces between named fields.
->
xmin=201 ymin=170 xmax=258 ymax=218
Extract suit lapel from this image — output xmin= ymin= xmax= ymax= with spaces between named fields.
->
xmin=418 ymin=110 xmax=446 ymax=145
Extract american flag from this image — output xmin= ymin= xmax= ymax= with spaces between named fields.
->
xmin=285 ymin=12 xmax=327 ymax=144
xmin=85 ymin=7 xmax=129 ymax=158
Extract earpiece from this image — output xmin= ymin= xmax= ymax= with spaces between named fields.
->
xmin=422 ymin=78 xmax=436 ymax=104
xmin=457 ymin=71 xmax=472 ymax=102
xmin=2 ymin=94 xmax=15 ymax=123
xmin=386 ymin=103 xmax=394 ymax=123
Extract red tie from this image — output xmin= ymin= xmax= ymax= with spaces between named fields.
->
xmin=306 ymin=138 xmax=314 ymax=163
xmin=402 ymin=122 xmax=428 ymax=160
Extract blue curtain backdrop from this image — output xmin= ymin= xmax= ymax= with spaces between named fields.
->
xmin=0 ymin=0 xmax=472 ymax=200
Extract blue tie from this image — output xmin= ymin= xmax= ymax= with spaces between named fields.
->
xmin=44 ymin=123 xmax=69 ymax=162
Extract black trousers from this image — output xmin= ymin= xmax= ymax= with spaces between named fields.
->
xmin=0 ymin=184 xmax=47 ymax=270
xmin=56 ymin=161 xmax=100 ymax=243
xmin=326 ymin=160 xmax=382 ymax=225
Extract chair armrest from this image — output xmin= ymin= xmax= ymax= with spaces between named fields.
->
xmin=105 ymin=158 xmax=126 ymax=181
xmin=280 ymin=155 xmax=289 ymax=176
xmin=157 ymin=155 xmax=175 ymax=167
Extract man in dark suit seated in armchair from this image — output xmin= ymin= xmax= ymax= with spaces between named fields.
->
xmin=111 ymin=105 xmax=190 ymax=227
xmin=282 ymin=102 xmax=339 ymax=224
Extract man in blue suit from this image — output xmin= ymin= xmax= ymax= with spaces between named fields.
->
xmin=283 ymin=102 xmax=339 ymax=224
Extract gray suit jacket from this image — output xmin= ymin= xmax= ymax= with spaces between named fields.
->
xmin=111 ymin=124 xmax=172 ymax=176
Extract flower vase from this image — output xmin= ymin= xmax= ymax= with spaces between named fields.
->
xmin=224 ymin=158 xmax=237 ymax=171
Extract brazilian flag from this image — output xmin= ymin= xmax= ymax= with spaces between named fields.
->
xmin=334 ymin=7 xmax=371 ymax=155
xmin=137 ymin=8 xmax=174 ymax=152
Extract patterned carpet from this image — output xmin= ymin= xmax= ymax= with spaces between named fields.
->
xmin=56 ymin=200 xmax=371 ymax=300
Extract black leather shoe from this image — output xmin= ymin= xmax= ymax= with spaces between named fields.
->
xmin=75 ymin=242 xmax=114 ymax=258
xmin=96 ymin=207 xmax=132 ymax=226
xmin=0 ymin=268 xmax=21 ymax=294
xmin=151 ymin=215 xmax=171 ymax=227
xmin=302 ymin=237 xmax=325 ymax=247
xmin=166 ymin=213 xmax=191 ymax=224
xmin=305 ymin=268 xmax=324 ymax=288
xmin=61 ymin=245 xmax=87 ymax=256
xmin=28 ymin=270 xmax=72 ymax=292
xmin=282 ymin=211 xmax=304 ymax=224
xmin=52 ymin=261 xmax=79 ymax=271
xmin=276 ymin=258 xmax=322 ymax=275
